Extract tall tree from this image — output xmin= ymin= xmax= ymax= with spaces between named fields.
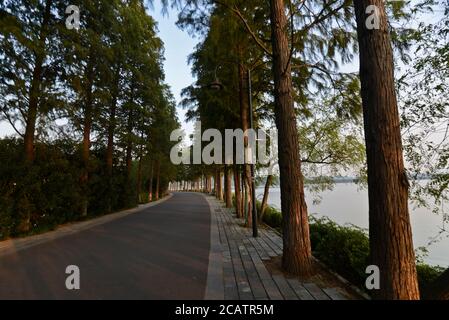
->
xmin=0 ymin=0 xmax=61 ymax=162
xmin=177 ymin=0 xmax=361 ymax=276
xmin=353 ymin=0 xmax=420 ymax=299
xmin=268 ymin=0 xmax=312 ymax=276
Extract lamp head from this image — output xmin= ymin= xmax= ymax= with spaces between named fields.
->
xmin=208 ymin=78 xmax=224 ymax=91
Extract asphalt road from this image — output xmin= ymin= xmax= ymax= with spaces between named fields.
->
xmin=0 ymin=193 xmax=211 ymax=299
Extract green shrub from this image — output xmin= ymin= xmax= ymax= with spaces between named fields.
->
xmin=416 ymin=264 xmax=445 ymax=292
xmin=309 ymin=216 xmax=370 ymax=287
xmin=262 ymin=206 xmax=283 ymax=230
xmin=0 ymin=138 xmax=140 ymax=239
xmin=256 ymin=200 xmax=283 ymax=230
xmin=258 ymin=202 xmax=445 ymax=294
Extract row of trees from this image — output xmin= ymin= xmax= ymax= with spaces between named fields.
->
xmin=170 ymin=0 xmax=448 ymax=299
xmin=0 ymin=1 xmax=179 ymax=236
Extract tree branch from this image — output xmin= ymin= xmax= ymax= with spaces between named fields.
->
xmin=1 ymin=110 xmax=24 ymax=137
xmin=283 ymin=0 xmax=296 ymax=76
xmin=302 ymin=0 xmax=345 ymax=33
xmin=213 ymin=0 xmax=272 ymax=57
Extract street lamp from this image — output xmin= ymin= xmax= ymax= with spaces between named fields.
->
xmin=207 ymin=66 xmax=224 ymax=91
xmin=208 ymin=67 xmax=258 ymax=238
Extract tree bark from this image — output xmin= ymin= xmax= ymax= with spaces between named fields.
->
xmin=238 ymin=58 xmax=253 ymax=227
xmin=125 ymin=111 xmax=134 ymax=185
xmin=137 ymin=155 xmax=143 ymax=203
xmin=208 ymin=175 xmax=212 ymax=193
xmin=233 ymin=165 xmax=243 ymax=218
xmin=353 ymin=0 xmax=420 ymax=299
xmin=215 ymin=172 xmax=218 ymax=198
xmin=80 ymin=53 xmax=95 ymax=217
xmin=260 ymin=175 xmax=273 ymax=221
xmin=225 ymin=166 xmax=233 ymax=207
xmin=214 ymin=170 xmax=219 ymax=197
xmin=148 ymin=160 xmax=154 ymax=202
xmin=106 ymin=67 xmax=120 ymax=176
xmin=217 ymin=169 xmax=223 ymax=201
xmin=269 ymin=0 xmax=313 ymax=276
xmin=155 ymin=160 xmax=160 ymax=201
xmin=106 ymin=68 xmax=119 ymax=212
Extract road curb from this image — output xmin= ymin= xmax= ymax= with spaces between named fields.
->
xmin=202 ymin=193 xmax=225 ymax=300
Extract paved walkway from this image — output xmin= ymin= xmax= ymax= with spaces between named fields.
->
xmin=0 ymin=192 xmax=358 ymax=300
xmin=0 ymin=193 xmax=211 ymax=299
xmin=204 ymin=195 xmax=357 ymax=300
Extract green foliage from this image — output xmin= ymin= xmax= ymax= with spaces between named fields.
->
xmin=0 ymin=139 xmax=81 ymax=238
xmin=261 ymin=206 xmax=283 ymax=231
xmin=416 ymin=264 xmax=445 ymax=290
xmin=0 ymin=1 xmax=180 ymax=238
xmin=259 ymin=202 xmax=445 ymax=293
xmin=399 ymin=0 xmax=449 ymax=219
xmin=309 ymin=216 xmax=370 ymax=288
xmin=0 ymin=138 xmax=162 ymax=239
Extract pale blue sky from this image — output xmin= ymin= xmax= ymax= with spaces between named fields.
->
xmin=150 ymin=3 xmax=198 ymax=135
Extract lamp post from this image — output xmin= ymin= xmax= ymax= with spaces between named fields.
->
xmin=247 ymin=69 xmax=258 ymax=238
xmin=208 ymin=66 xmax=258 ymax=238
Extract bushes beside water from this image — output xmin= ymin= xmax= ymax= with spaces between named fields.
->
xmin=310 ymin=217 xmax=370 ymax=288
xmin=258 ymin=201 xmax=445 ymax=294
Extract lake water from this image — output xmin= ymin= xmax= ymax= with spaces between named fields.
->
xmin=255 ymin=184 xmax=449 ymax=268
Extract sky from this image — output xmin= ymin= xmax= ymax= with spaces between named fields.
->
xmin=149 ymin=3 xmax=199 ymax=136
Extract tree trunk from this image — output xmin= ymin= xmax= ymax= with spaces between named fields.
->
xmin=155 ymin=160 xmax=160 ymax=201
xmin=215 ymin=170 xmax=219 ymax=197
xmin=243 ymin=176 xmax=251 ymax=225
xmin=225 ymin=166 xmax=233 ymax=208
xmin=106 ymin=68 xmax=119 ymax=212
xmin=125 ymin=110 xmax=134 ymax=183
xmin=24 ymin=61 xmax=42 ymax=163
xmin=148 ymin=160 xmax=154 ymax=202
xmin=207 ymin=175 xmax=212 ymax=193
xmin=233 ymin=165 xmax=242 ymax=218
xmin=260 ymin=175 xmax=273 ymax=222
xmin=137 ymin=155 xmax=143 ymax=203
xmin=80 ymin=54 xmax=95 ymax=217
xmin=353 ymin=0 xmax=420 ymax=300
xmin=23 ymin=0 xmax=52 ymax=163
xmin=217 ymin=170 xmax=223 ymax=201
xmin=269 ymin=0 xmax=313 ymax=276
xmin=238 ymin=58 xmax=253 ymax=227
xmin=106 ymin=67 xmax=120 ymax=174
xmin=20 ymin=11 xmax=50 ymax=230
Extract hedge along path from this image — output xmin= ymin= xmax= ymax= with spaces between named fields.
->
xmin=0 ymin=195 xmax=173 ymax=258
